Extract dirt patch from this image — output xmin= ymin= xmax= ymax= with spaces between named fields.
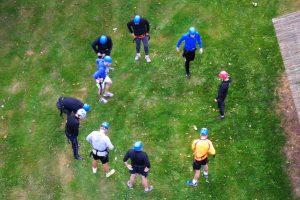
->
xmin=57 ymin=151 xmax=73 ymax=184
xmin=7 ymin=81 xmax=24 ymax=94
xmin=276 ymin=73 xmax=300 ymax=198
xmin=25 ymin=49 xmax=34 ymax=56
xmin=9 ymin=186 xmax=28 ymax=200
xmin=74 ymin=87 xmax=88 ymax=101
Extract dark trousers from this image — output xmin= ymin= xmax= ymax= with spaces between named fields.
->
xmin=183 ymin=49 xmax=196 ymax=75
xmin=65 ymin=133 xmax=79 ymax=158
xmin=135 ymin=37 xmax=149 ymax=55
xmin=217 ymin=100 xmax=225 ymax=116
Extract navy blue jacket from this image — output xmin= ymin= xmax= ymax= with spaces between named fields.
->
xmin=61 ymin=97 xmax=84 ymax=113
xmin=65 ymin=113 xmax=80 ymax=136
xmin=216 ymin=79 xmax=231 ymax=101
xmin=127 ymin=18 xmax=150 ymax=36
xmin=123 ymin=149 xmax=150 ymax=168
xmin=92 ymin=35 xmax=113 ymax=55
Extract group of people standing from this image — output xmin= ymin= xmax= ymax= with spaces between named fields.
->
xmin=56 ymin=14 xmax=231 ymax=192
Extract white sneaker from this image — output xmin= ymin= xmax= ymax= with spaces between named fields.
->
xmin=106 ymin=169 xmax=115 ymax=178
xmin=127 ymin=181 xmax=133 ymax=189
xmin=99 ymin=98 xmax=108 ymax=104
xmin=144 ymin=185 xmax=153 ymax=193
xmin=145 ymin=55 xmax=151 ymax=63
xmin=92 ymin=167 xmax=97 ymax=174
xmin=103 ymin=92 xmax=114 ymax=97
xmin=135 ymin=53 xmax=141 ymax=61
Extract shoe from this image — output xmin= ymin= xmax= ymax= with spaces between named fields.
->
xmin=186 ymin=180 xmax=197 ymax=187
xmin=219 ymin=115 xmax=225 ymax=120
xmin=75 ymin=156 xmax=83 ymax=160
xmin=144 ymin=186 xmax=153 ymax=193
xmin=127 ymin=181 xmax=133 ymax=189
xmin=92 ymin=167 xmax=97 ymax=174
xmin=135 ymin=53 xmax=141 ymax=61
xmin=99 ymin=98 xmax=108 ymax=104
xmin=103 ymin=92 xmax=114 ymax=97
xmin=106 ymin=169 xmax=115 ymax=178
xmin=186 ymin=74 xmax=190 ymax=79
xmin=145 ymin=55 xmax=151 ymax=63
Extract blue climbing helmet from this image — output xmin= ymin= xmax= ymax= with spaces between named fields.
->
xmin=103 ymin=56 xmax=112 ymax=63
xmin=83 ymin=103 xmax=91 ymax=112
xmin=133 ymin=141 xmax=143 ymax=151
xmin=99 ymin=35 xmax=107 ymax=44
xmin=101 ymin=122 xmax=110 ymax=129
xmin=200 ymin=128 xmax=208 ymax=136
xmin=134 ymin=15 xmax=141 ymax=24
xmin=189 ymin=27 xmax=196 ymax=35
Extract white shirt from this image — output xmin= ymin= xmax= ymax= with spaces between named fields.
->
xmin=86 ymin=130 xmax=114 ymax=156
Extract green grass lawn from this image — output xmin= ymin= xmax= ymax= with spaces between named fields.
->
xmin=1 ymin=0 xmax=299 ymax=199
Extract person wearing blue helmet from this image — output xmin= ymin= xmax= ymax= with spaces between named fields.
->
xmin=123 ymin=141 xmax=153 ymax=193
xmin=92 ymin=34 xmax=113 ymax=58
xmin=186 ymin=128 xmax=216 ymax=187
xmin=93 ymin=56 xmax=114 ymax=103
xmin=56 ymin=96 xmax=90 ymax=116
xmin=127 ymin=15 xmax=151 ymax=62
xmin=86 ymin=122 xmax=115 ymax=177
xmin=176 ymin=27 xmax=204 ymax=79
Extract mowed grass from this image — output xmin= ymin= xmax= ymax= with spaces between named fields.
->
xmin=0 ymin=0 xmax=299 ymax=199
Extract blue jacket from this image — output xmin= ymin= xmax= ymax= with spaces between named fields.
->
xmin=93 ymin=67 xmax=106 ymax=80
xmin=177 ymin=32 xmax=203 ymax=51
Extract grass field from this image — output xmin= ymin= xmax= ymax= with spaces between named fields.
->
xmin=1 ymin=0 xmax=300 ymax=199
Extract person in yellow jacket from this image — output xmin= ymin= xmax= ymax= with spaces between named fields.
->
xmin=186 ymin=127 xmax=216 ymax=186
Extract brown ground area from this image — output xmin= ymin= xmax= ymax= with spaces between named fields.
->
xmin=277 ymin=73 xmax=300 ymax=198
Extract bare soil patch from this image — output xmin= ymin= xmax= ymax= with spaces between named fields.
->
xmin=277 ymin=73 xmax=300 ymax=198
xmin=57 ymin=151 xmax=73 ymax=184
xmin=7 ymin=81 xmax=24 ymax=94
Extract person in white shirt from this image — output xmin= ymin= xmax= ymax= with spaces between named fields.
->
xmin=86 ymin=122 xmax=115 ymax=177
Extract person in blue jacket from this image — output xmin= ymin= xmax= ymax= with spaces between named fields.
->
xmin=93 ymin=56 xmax=114 ymax=104
xmin=176 ymin=27 xmax=203 ymax=79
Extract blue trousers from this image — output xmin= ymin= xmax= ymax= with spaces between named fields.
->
xmin=135 ymin=37 xmax=149 ymax=55
xmin=65 ymin=133 xmax=79 ymax=158
xmin=217 ymin=100 xmax=225 ymax=116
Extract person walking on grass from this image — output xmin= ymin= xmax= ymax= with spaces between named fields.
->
xmin=93 ymin=56 xmax=114 ymax=104
xmin=176 ymin=27 xmax=203 ymax=79
xmin=124 ymin=141 xmax=153 ymax=193
xmin=127 ymin=15 xmax=151 ymax=63
xmin=214 ymin=71 xmax=231 ymax=119
xmin=186 ymin=128 xmax=216 ymax=186
xmin=65 ymin=109 xmax=87 ymax=160
xmin=92 ymin=35 xmax=113 ymax=58
xmin=86 ymin=122 xmax=115 ymax=177
xmin=56 ymin=96 xmax=90 ymax=116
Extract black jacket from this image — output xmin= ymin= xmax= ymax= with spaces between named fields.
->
xmin=92 ymin=35 xmax=113 ymax=55
xmin=61 ymin=97 xmax=83 ymax=113
xmin=123 ymin=149 xmax=150 ymax=168
xmin=216 ymin=79 xmax=231 ymax=101
xmin=65 ymin=113 xmax=80 ymax=136
xmin=127 ymin=18 xmax=150 ymax=36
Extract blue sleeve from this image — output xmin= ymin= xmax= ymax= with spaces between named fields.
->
xmin=177 ymin=35 xmax=186 ymax=48
xmin=196 ymin=33 xmax=203 ymax=48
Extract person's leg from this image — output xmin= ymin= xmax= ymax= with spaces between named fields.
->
xmin=69 ymin=135 xmax=80 ymax=159
xmin=129 ymin=174 xmax=136 ymax=185
xmin=218 ymin=100 xmax=225 ymax=118
xmin=135 ymin=38 xmax=141 ymax=54
xmin=141 ymin=176 xmax=149 ymax=190
xmin=203 ymin=164 xmax=209 ymax=178
xmin=142 ymin=37 xmax=149 ymax=55
xmin=92 ymin=159 xmax=98 ymax=173
xmin=103 ymin=163 xmax=110 ymax=173
xmin=193 ymin=170 xmax=201 ymax=182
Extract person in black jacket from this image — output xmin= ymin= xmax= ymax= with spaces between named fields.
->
xmin=215 ymin=71 xmax=231 ymax=119
xmin=65 ymin=109 xmax=86 ymax=160
xmin=56 ymin=96 xmax=90 ymax=116
xmin=123 ymin=141 xmax=153 ymax=193
xmin=127 ymin=15 xmax=151 ymax=63
xmin=92 ymin=35 xmax=113 ymax=58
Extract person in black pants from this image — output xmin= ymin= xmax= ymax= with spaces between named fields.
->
xmin=215 ymin=71 xmax=231 ymax=119
xmin=65 ymin=109 xmax=86 ymax=160
xmin=127 ymin=15 xmax=151 ymax=62
xmin=56 ymin=96 xmax=90 ymax=116
xmin=123 ymin=141 xmax=153 ymax=193
xmin=92 ymin=35 xmax=113 ymax=58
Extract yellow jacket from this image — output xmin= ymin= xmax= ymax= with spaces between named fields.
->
xmin=192 ymin=138 xmax=216 ymax=161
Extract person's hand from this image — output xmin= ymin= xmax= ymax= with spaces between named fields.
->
xmin=97 ymin=52 xmax=101 ymax=57
xmin=176 ymin=47 xmax=180 ymax=52
xmin=146 ymin=32 xmax=149 ymax=36
xmin=144 ymin=167 xmax=150 ymax=172
xmin=199 ymin=48 xmax=203 ymax=54
xmin=126 ymin=164 xmax=133 ymax=170
xmin=101 ymin=53 xmax=106 ymax=58
xmin=131 ymin=33 xmax=135 ymax=37
xmin=214 ymin=99 xmax=218 ymax=102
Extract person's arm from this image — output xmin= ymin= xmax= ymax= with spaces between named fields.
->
xmin=191 ymin=140 xmax=196 ymax=151
xmin=123 ymin=151 xmax=133 ymax=170
xmin=144 ymin=152 xmax=151 ymax=172
xmin=86 ymin=133 xmax=93 ymax=144
xmin=127 ymin=21 xmax=134 ymax=34
xmin=144 ymin=19 xmax=150 ymax=34
xmin=208 ymin=140 xmax=216 ymax=156
xmin=107 ymin=37 xmax=113 ymax=52
xmin=105 ymin=136 xmax=114 ymax=150
xmin=216 ymin=83 xmax=225 ymax=101
xmin=196 ymin=33 xmax=203 ymax=48
xmin=92 ymin=38 xmax=99 ymax=54
xmin=176 ymin=35 xmax=185 ymax=48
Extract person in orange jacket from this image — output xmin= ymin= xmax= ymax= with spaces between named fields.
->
xmin=186 ymin=128 xmax=216 ymax=186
